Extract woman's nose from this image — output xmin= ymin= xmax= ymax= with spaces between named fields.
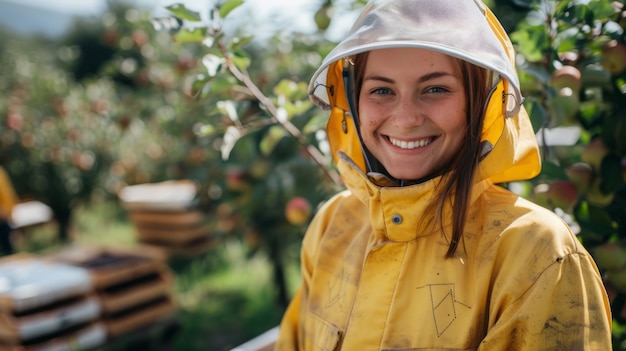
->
xmin=393 ymin=96 xmax=425 ymax=128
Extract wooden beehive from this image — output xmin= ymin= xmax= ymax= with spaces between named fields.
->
xmin=0 ymin=295 xmax=101 ymax=344
xmin=0 ymin=256 xmax=104 ymax=350
xmin=48 ymin=245 xmax=178 ymax=338
xmin=0 ymin=322 xmax=107 ymax=351
xmin=119 ymin=180 xmax=214 ymax=256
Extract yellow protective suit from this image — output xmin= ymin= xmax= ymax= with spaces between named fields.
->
xmin=0 ymin=166 xmax=17 ymax=221
xmin=276 ymin=0 xmax=612 ymax=350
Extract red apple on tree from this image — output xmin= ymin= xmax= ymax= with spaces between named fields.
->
xmin=566 ymin=162 xmax=594 ymax=194
xmin=549 ymin=65 xmax=582 ymax=93
xmin=225 ymin=166 xmax=248 ymax=191
xmin=131 ymin=30 xmax=149 ymax=48
xmin=601 ymin=40 xmax=626 ymax=74
xmin=546 ymin=180 xmax=578 ymax=211
xmin=581 ymin=138 xmax=609 ymax=170
xmin=285 ymin=197 xmax=312 ymax=225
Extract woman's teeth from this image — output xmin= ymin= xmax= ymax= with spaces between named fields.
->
xmin=389 ymin=137 xmax=432 ymax=150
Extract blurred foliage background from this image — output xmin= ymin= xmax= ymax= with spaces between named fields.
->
xmin=1 ymin=0 xmax=626 ymax=349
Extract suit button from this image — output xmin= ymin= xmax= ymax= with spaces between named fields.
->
xmin=392 ymin=214 xmax=403 ymax=224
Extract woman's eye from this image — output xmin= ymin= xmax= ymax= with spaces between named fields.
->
xmin=427 ymin=86 xmax=448 ymax=94
xmin=371 ymin=87 xmax=392 ymax=95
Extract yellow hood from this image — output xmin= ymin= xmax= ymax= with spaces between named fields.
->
xmin=309 ymin=0 xmax=541 ymax=184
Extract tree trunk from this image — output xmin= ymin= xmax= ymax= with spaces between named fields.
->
xmin=55 ymin=207 xmax=73 ymax=242
xmin=268 ymin=236 xmax=289 ymax=310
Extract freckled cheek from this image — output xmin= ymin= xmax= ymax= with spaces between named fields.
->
xmin=359 ymin=105 xmax=386 ymax=129
xmin=360 ymin=115 xmax=383 ymax=130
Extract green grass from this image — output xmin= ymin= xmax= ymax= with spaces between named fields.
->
xmin=11 ymin=201 xmax=297 ymax=351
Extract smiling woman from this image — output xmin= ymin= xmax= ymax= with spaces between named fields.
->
xmin=275 ymin=0 xmax=613 ymax=350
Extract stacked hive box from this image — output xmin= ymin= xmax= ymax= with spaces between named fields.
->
xmin=0 ymin=255 xmax=106 ymax=351
xmin=119 ymin=180 xmax=214 ymax=256
xmin=49 ymin=246 xmax=178 ymax=340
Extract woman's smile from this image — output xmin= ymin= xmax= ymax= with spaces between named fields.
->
xmin=387 ymin=135 xmax=435 ymax=150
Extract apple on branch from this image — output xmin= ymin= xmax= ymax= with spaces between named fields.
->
xmin=601 ymin=40 xmax=626 ymax=74
xmin=285 ymin=197 xmax=312 ymax=225
xmin=565 ymin=162 xmax=594 ymax=194
xmin=549 ymin=65 xmax=582 ymax=93
xmin=546 ymin=180 xmax=578 ymax=211
xmin=581 ymin=138 xmax=609 ymax=171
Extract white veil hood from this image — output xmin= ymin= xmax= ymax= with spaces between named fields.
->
xmin=308 ymin=0 xmax=522 ymax=117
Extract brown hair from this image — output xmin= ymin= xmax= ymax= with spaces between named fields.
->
xmin=353 ymin=51 xmax=493 ymax=257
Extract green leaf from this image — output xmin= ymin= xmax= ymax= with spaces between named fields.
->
xmin=219 ymin=0 xmax=244 ymax=18
xmin=518 ymin=66 xmax=549 ymax=93
xmin=165 ymin=3 xmax=202 ymax=21
xmin=173 ymin=28 xmax=207 ymax=44
xmin=575 ymin=201 xmax=615 ymax=245
xmin=601 ymin=114 xmax=626 ymax=155
xmin=231 ymin=51 xmax=251 ymax=71
xmin=190 ymin=73 xmax=212 ymax=97
xmin=260 ymin=125 xmax=288 ymax=156
xmin=314 ymin=5 xmax=332 ymax=30
xmin=273 ymin=79 xmax=308 ymax=101
xmin=525 ymin=98 xmax=549 ymax=133
xmin=209 ymin=75 xmax=238 ymax=96
xmin=229 ymin=35 xmax=253 ymax=51
xmin=555 ymin=3 xmax=589 ymax=26
xmin=511 ymin=24 xmax=549 ymax=62
xmin=302 ymin=113 xmax=328 ymax=135
xmin=554 ymin=27 xmax=579 ymax=53
xmin=196 ymin=123 xmax=217 ymax=136
xmin=540 ymin=160 xmax=568 ymax=180
xmin=287 ymin=100 xmax=313 ymax=116
xmin=588 ymin=0 xmax=620 ymax=20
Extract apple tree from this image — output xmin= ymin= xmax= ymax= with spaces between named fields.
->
xmin=0 ymin=35 xmax=121 ymax=241
xmin=0 ymin=3 xmax=224 ymax=242
xmin=157 ymin=1 xmax=346 ymax=308
xmin=507 ymin=0 xmax=626 ymax=346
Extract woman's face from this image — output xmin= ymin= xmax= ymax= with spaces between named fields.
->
xmin=358 ymin=48 xmax=468 ymax=181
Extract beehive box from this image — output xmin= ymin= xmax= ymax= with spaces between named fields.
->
xmin=0 ymin=295 xmax=101 ymax=344
xmin=48 ymin=246 xmax=178 ymax=338
xmin=0 ymin=256 xmax=93 ymax=314
xmin=133 ymin=216 xmax=209 ymax=246
xmin=104 ymin=295 xmax=177 ymax=338
xmin=118 ymin=180 xmax=198 ymax=212
xmin=47 ymin=245 xmax=167 ymax=289
xmin=0 ymin=322 xmax=107 ymax=351
xmin=118 ymin=180 xmax=213 ymax=256
xmin=0 ymin=256 xmax=103 ymax=350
